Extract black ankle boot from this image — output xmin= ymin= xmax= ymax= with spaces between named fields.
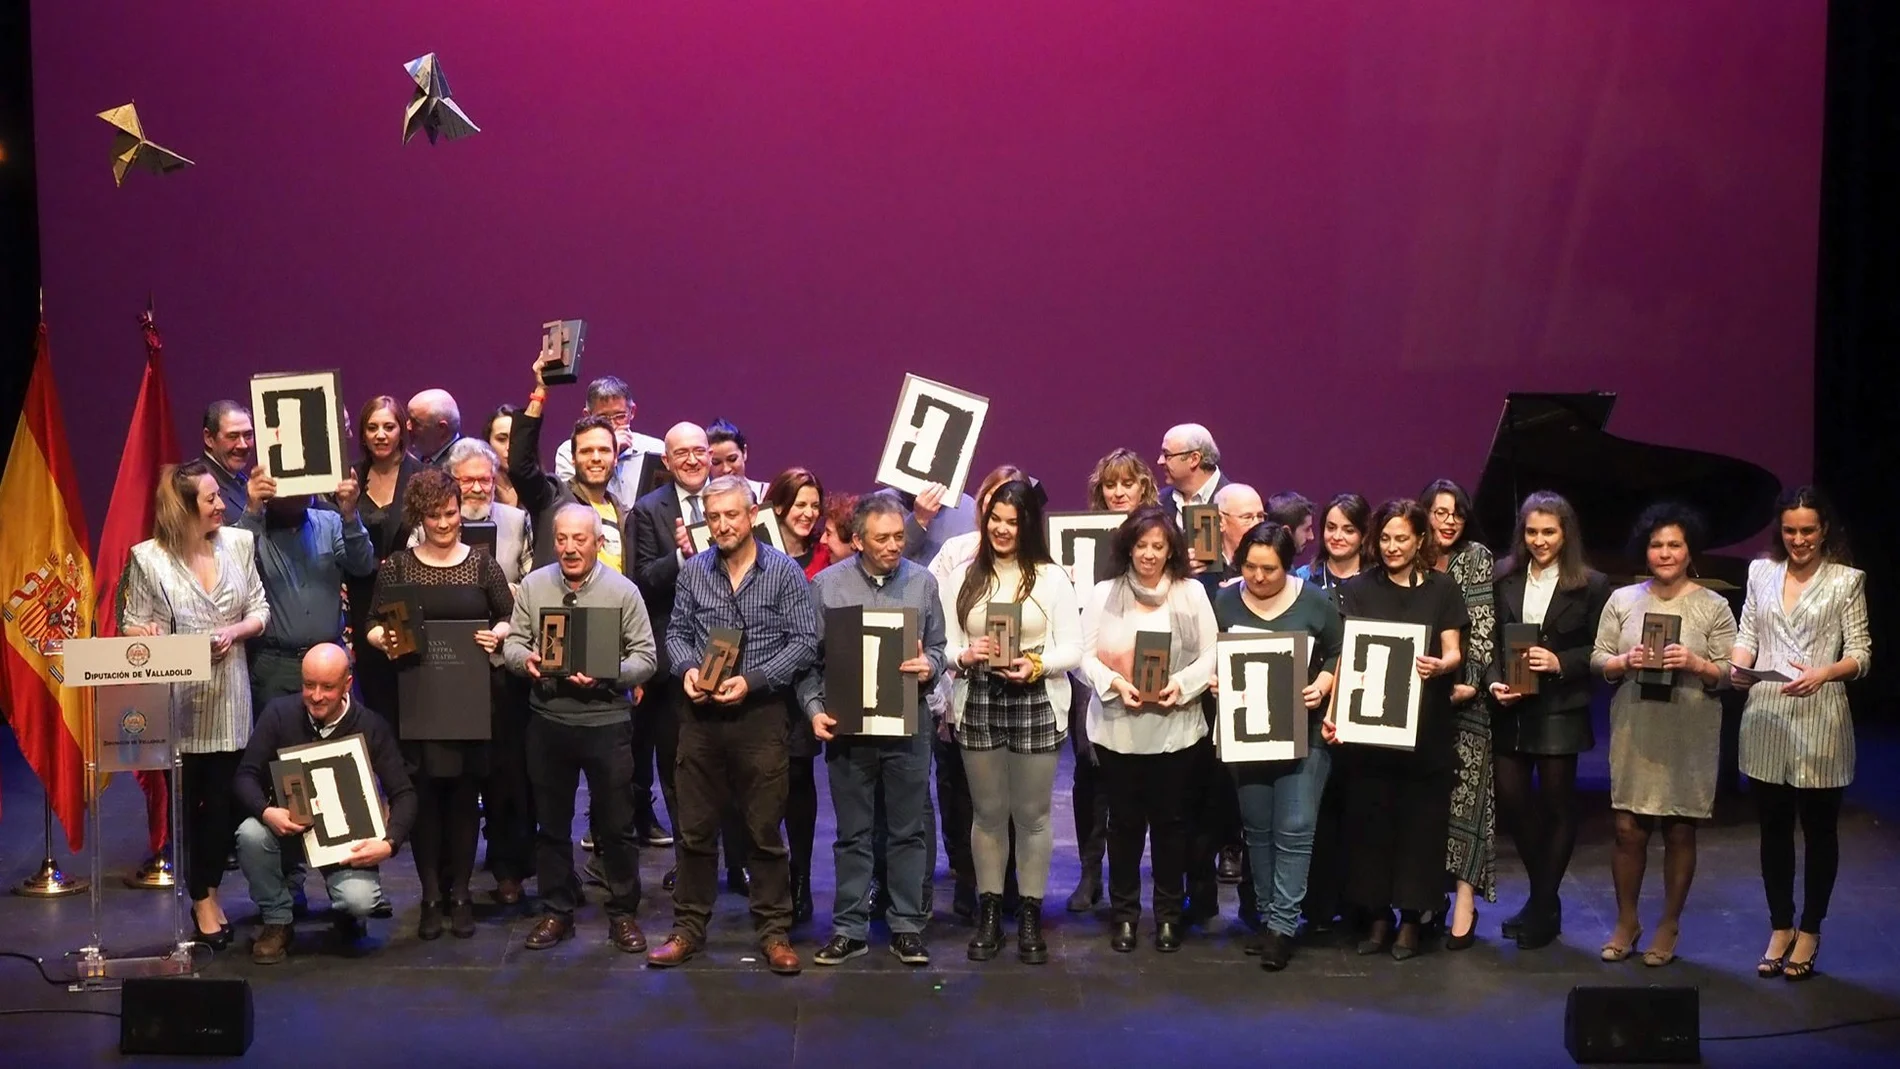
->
xmin=967 ymin=893 xmax=1003 ymax=961
xmin=1066 ymin=866 xmax=1103 ymax=913
xmin=418 ymin=900 xmax=445 ymax=941
xmin=792 ymin=873 xmax=814 ymax=925
xmin=1017 ymin=897 xmax=1048 ymax=964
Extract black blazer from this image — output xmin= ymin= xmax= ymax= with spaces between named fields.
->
xmin=507 ymin=410 xmax=634 ymax=572
xmin=1486 ymin=567 xmax=1610 ymax=754
xmin=629 ymin=482 xmax=685 ymax=674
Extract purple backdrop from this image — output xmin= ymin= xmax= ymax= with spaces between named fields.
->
xmin=32 ymin=1 xmax=1824 ymax=531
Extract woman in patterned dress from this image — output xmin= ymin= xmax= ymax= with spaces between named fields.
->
xmin=1421 ymin=479 xmax=1496 ymax=945
xmin=1731 ymin=486 xmax=1871 ymax=981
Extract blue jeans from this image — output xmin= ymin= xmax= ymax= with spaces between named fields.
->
xmin=236 ymin=817 xmax=387 ymax=926
xmin=827 ymin=725 xmax=933 ymax=939
xmin=1233 ymin=744 xmax=1333 ymax=937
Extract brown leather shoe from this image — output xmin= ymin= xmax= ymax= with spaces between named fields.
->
xmin=646 ymin=934 xmax=699 ymax=968
xmin=609 ymin=916 xmax=648 ymax=954
xmin=524 ymin=914 xmax=574 ymax=951
xmin=763 ymin=939 xmax=802 ymax=975
xmin=252 ymin=923 xmax=293 ymax=964
xmin=494 ymin=878 xmax=522 ymax=907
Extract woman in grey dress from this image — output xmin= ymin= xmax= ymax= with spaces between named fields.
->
xmin=1731 ymin=486 xmax=1871 ymax=981
xmin=1421 ymin=479 xmax=1496 ymax=945
xmin=1593 ymin=504 xmax=1734 ymax=967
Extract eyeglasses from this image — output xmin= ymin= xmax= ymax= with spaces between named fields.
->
xmin=1220 ymin=510 xmax=1266 ymax=524
xmin=455 ymin=476 xmax=494 ymax=489
xmin=1158 ymin=449 xmax=1197 ymax=461
xmin=668 ymin=447 xmax=709 ymax=462
xmin=1429 ymin=508 xmax=1462 ymax=523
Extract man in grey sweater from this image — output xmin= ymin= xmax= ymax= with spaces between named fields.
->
xmin=503 ymin=503 xmax=657 ymax=953
xmin=798 ymin=494 xmax=947 ymax=967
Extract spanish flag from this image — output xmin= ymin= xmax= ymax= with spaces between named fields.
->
xmin=0 ymin=323 xmax=94 ymax=851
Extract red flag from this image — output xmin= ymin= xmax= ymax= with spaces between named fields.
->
xmin=94 ymin=306 xmax=181 ymax=854
xmin=0 ymin=324 xmax=95 ymax=851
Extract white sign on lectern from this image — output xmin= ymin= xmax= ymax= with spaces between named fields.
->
xmin=61 ymin=635 xmax=212 ymax=687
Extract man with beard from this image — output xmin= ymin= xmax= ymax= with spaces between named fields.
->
xmin=508 ymin=358 xmax=635 ymax=576
xmin=552 ymin=376 xmax=666 ymax=504
xmin=503 ymin=504 xmax=658 ymax=952
xmin=201 ymin=400 xmax=256 ymax=524
xmin=416 ymin=439 xmax=534 ymax=585
xmin=646 ymin=476 xmax=819 ymax=973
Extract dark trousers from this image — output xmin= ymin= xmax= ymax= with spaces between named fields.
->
xmin=933 ymin=730 xmax=1016 ymax=898
xmin=412 ymin=774 xmax=482 ymax=903
xmin=528 ymin=717 xmax=640 ymax=918
xmin=1303 ymin=753 xmax=1350 ymax=924
xmin=1752 ymin=778 xmax=1845 ymax=934
xmin=484 ymin=673 xmax=535 ymax=883
xmin=787 ymin=754 xmax=818 ymax=888
xmin=247 ymin=646 xmax=307 ymax=716
xmin=1097 ymin=744 xmax=1197 ymax=925
xmin=181 ymin=750 xmax=241 ymax=901
xmin=1343 ymin=749 xmax=1455 ymax=915
xmin=1070 ymin=678 xmax=1109 ymax=878
xmin=632 ymin=679 xmax=680 ymax=834
xmin=1186 ymin=727 xmax=1243 ymax=902
xmin=673 ymin=699 xmax=792 ymax=943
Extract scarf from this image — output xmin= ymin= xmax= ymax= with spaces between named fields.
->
xmin=1106 ymin=574 xmax=1208 ymax=676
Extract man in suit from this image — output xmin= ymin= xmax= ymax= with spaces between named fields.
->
xmin=629 ymin=421 xmax=712 ymax=854
xmin=428 ymin=439 xmax=534 ymax=584
xmin=1158 ymin=423 xmax=1228 ymax=524
xmin=406 ymin=388 xmax=465 ymax=468
xmin=201 ymin=400 xmax=255 ymax=525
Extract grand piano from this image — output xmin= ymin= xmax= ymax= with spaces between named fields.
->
xmin=1471 ymin=392 xmax=1783 ymax=592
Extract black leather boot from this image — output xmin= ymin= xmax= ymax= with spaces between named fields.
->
xmin=967 ymin=893 xmax=1003 ymax=961
xmin=1066 ymin=865 xmax=1103 ymax=913
xmin=792 ymin=872 xmax=814 ymax=926
xmin=1016 ymin=897 xmax=1048 ymax=964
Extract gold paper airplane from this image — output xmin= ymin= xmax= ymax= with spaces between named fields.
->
xmin=96 ymin=103 xmax=194 ymax=187
xmin=403 ymin=53 xmax=480 ymax=145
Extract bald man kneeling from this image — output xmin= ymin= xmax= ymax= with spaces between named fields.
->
xmin=233 ymin=643 xmax=416 ymax=964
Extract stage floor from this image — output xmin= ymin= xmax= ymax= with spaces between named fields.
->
xmin=3 ymin=718 xmax=1899 ymax=1068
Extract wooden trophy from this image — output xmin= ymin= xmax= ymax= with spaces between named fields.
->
xmin=1502 ymin=622 xmax=1541 ymax=695
xmin=1133 ymin=631 xmax=1172 ymax=705
xmin=699 ymin=628 xmax=743 ymax=692
xmin=269 ymin=760 xmax=315 ymax=824
xmin=537 ymin=609 xmax=570 ymax=674
xmin=1635 ymin=612 xmax=1682 ymax=691
xmin=372 ymin=587 xmax=424 ymax=659
xmin=539 ymin=318 xmax=587 ymax=386
xmin=982 ymin=602 xmax=1022 ymax=672
xmin=1183 ymin=504 xmax=1221 ymax=564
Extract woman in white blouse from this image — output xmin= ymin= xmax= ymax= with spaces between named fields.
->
xmin=120 ymin=460 xmax=270 ymax=947
xmin=942 ymin=479 xmax=1080 ymax=965
xmin=1730 ymin=486 xmax=1872 ymax=981
xmin=1081 ymin=505 xmax=1217 ymax=954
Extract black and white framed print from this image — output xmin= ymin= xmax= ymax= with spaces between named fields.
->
xmin=874 ymin=374 xmax=990 ymax=501
xmin=823 ymin=605 xmax=920 ymax=736
xmin=273 ymin=732 xmax=388 ymax=868
xmin=687 ymin=510 xmax=783 ymax=555
xmin=1047 ymin=511 xmax=1126 ymax=588
xmin=250 ymin=370 xmax=346 ymax=497
xmin=1333 ymin=619 xmax=1429 ymax=750
xmin=1215 ymin=632 xmax=1310 ymax=763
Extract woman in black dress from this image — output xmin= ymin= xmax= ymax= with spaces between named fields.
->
xmin=766 ymin=466 xmax=828 ymax=923
xmin=367 ymin=468 xmax=514 ymax=940
xmin=349 ymin=395 xmax=424 ymax=729
xmin=1335 ymin=498 xmax=1469 ymax=960
xmin=1483 ymin=492 xmax=1609 ymax=951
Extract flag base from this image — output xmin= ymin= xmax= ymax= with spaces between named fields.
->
xmin=124 ymin=853 xmax=175 ymax=890
xmin=15 ymin=856 xmax=90 ymax=898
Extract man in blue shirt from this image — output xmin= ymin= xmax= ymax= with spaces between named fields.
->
xmin=646 ymin=476 xmax=819 ymax=975
xmin=798 ymin=494 xmax=947 ymax=967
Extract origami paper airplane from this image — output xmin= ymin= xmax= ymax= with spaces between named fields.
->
xmin=97 ymin=103 xmax=194 ymax=187
xmin=403 ymin=52 xmax=480 ymax=144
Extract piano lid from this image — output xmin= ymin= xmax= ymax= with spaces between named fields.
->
xmin=1471 ymin=392 xmax=1781 ymax=584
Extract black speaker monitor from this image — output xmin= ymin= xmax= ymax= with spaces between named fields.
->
xmin=120 ymin=976 xmax=254 ymax=1057
xmin=1563 ymin=985 xmax=1699 ymax=1065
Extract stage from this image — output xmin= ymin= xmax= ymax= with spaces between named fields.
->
xmin=1 ymin=711 xmax=1898 ymax=1068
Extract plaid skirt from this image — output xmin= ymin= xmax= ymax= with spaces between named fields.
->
xmin=957 ymin=674 xmax=1063 ymax=755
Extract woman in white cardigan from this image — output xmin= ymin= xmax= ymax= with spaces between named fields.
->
xmin=942 ymin=479 xmax=1081 ymax=965
xmin=1080 ymin=506 xmax=1217 ymax=954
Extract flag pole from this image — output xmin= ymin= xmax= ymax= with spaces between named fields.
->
xmin=13 ymin=796 xmax=88 ymax=897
